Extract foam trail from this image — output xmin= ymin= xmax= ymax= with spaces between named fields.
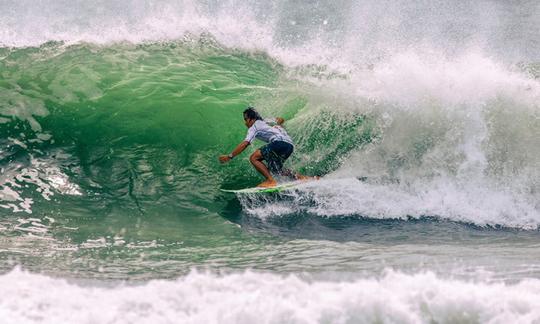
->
xmin=238 ymin=177 xmax=537 ymax=228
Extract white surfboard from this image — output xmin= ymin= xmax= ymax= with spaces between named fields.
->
xmin=220 ymin=180 xmax=309 ymax=194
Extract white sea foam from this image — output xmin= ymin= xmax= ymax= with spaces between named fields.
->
xmin=241 ymin=178 xmax=539 ymax=228
xmin=1 ymin=267 xmax=540 ymax=323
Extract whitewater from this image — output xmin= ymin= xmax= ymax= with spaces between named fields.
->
xmin=0 ymin=0 xmax=539 ymax=323
xmin=4 ymin=267 xmax=540 ymax=323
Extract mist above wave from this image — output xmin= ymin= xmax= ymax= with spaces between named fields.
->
xmin=1 ymin=0 xmax=539 ymax=65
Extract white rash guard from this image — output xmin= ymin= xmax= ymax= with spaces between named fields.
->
xmin=244 ymin=119 xmax=293 ymax=145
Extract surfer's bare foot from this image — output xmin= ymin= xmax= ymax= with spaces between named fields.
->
xmin=257 ymin=179 xmax=277 ymax=188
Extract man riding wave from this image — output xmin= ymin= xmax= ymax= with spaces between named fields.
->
xmin=219 ymin=107 xmax=313 ymax=187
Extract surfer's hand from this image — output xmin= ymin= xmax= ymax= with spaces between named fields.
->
xmin=219 ymin=155 xmax=231 ymax=163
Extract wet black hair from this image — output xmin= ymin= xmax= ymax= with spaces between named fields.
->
xmin=243 ymin=106 xmax=263 ymax=121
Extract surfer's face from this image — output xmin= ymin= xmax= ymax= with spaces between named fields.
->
xmin=244 ymin=115 xmax=255 ymax=128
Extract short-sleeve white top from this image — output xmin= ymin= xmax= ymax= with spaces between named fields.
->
xmin=244 ymin=120 xmax=293 ymax=145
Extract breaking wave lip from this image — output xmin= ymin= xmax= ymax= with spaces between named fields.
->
xmin=0 ymin=1 xmax=277 ymax=52
xmin=2 ymin=0 xmax=540 ymax=67
xmin=2 ymin=266 xmax=540 ymax=324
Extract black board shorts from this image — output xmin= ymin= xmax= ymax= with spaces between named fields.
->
xmin=259 ymin=141 xmax=294 ymax=174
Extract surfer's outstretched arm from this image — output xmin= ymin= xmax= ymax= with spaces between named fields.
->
xmin=219 ymin=141 xmax=250 ymax=163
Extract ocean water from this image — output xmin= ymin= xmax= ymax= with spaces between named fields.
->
xmin=0 ymin=0 xmax=539 ymax=323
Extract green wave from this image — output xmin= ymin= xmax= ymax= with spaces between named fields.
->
xmin=0 ymin=41 xmax=375 ymax=221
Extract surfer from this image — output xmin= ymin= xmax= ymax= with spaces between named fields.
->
xmin=219 ymin=107 xmax=310 ymax=188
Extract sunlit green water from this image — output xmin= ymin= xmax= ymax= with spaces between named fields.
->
xmin=1 ymin=41 xmax=539 ymax=283
xmin=0 ymin=41 xmax=380 ymax=279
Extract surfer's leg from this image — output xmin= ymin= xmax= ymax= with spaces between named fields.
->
xmin=274 ymin=142 xmax=318 ymax=181
xmin=250 ymin=150 xmax=277 ymax=187
xmin=271 ymin=142 xmax=310 ymax=180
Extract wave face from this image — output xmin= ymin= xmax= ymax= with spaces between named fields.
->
xmin=3 ymin=267 xmax=540 ymax=324
xmin=2 ymin=0 xmax=538 ymax=229
xmin=0 ymin=0 xmax=539 ymax=288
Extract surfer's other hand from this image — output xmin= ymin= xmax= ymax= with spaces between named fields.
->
xmin=219 ymin=155 xmax=231 ymax=163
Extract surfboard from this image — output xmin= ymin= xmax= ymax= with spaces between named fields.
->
xmin=220 ymin=180 xmax=307 ymax=194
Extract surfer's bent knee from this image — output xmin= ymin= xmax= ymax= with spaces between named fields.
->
xmin=250 ymin=150 xmax=262 ymax=164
